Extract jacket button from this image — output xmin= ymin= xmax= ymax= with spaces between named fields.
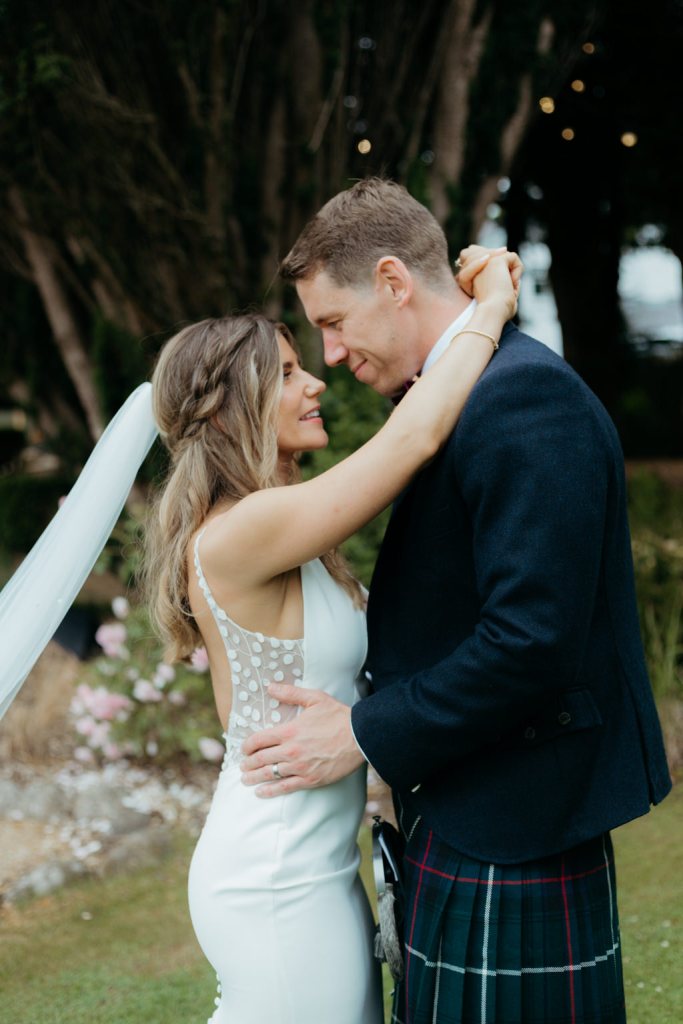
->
xmin=558 ymin=711 xmax=572 ymax=726
xmin=524 ymin=727 xmax=536 ymax=740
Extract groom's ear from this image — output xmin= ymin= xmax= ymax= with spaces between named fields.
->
xmin=375 ymin=256 xmax=413 ymax=307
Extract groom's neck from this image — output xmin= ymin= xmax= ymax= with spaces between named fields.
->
xmin=413 ymin=284 xmax=472 ymax=364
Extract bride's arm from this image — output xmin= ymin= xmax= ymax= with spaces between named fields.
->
xmin=208 ymin=255 xmax=515 ymax=583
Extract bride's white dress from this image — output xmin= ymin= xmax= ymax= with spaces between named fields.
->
xmin=188 ymin=534 xmax=383 ymax=1023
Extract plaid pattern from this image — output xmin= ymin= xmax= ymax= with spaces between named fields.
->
xmin=392 ymin=821 xmax=626 ymax=1024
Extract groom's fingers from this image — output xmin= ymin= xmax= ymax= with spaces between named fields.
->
xmin=267 ymin=682 xmax=320 ymax=706
xmin=254 ymin=775 xmax=310 ymax=798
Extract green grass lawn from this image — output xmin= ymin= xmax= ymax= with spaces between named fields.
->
xmin=1 ymin=786 xmax=681 ymax=1023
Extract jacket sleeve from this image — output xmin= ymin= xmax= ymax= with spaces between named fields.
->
xmin=351 ymin=360 xmax=612 ymax=791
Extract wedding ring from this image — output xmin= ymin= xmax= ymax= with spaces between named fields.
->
xmin=271 ymin=763 xmax=282 ymax=780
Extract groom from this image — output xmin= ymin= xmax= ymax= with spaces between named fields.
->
xmin=242 ymin=178 xmax=671 ymax=1022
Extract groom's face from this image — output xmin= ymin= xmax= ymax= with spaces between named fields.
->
xmin=296 ymin=269 xmax=420 ymax=398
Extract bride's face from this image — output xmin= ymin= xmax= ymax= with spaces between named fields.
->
xmin=276 ymin=333 xmax=328 ymax=457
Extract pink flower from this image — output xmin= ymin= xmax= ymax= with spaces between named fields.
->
xmin=133 ymin=678 xmax=163 ymax=703
xmin=111 ymin=596 xmax=130 ymax=620
xmin=74 ymin=746 xmax=95 ymax=764
xmin=154 ymin=662 xmax=176 ymax=684
xmin=168 ymin=690 xmax=186 ymax=707
xmin=75 ymin=715 xmax=96 ymax=737
xmin=102 ymin=742 xmax=123 ymax=761
xmin=95 ymin=622 xmax=128 ymax=658
xmin=72 ymin=684 xmax=132 ymax=721
xmin=87 ymin=721 xmax=111 ymax=749
xmin=190 ymin=646 xmax=210 ymax=673
xmin=198 ymin=737 xmax=225 ymax=762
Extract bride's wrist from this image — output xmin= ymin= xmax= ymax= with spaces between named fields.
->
xmin=474 ymin=296 xmax=513 ymax=323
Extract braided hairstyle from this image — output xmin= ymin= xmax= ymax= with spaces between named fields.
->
xmin=144 ymin=313 xmax=361 ymax=663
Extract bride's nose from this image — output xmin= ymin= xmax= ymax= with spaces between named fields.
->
xmin=304 ymin=374 xmax=326 ymax=396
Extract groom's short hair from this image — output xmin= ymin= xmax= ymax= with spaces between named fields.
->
xmin=280 ymin=178 xmax=452 ymax=290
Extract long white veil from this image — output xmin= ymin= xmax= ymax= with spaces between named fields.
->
xmin=0 ymin=383 xmax=158 ymax=719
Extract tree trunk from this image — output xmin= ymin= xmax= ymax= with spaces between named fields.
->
xmin=431 ymin=0 xmax=493 ymax=225
xmin=8 ymin=188 xmax=105 ymax=440
xmin=469 ymin=18 xmax=555 ymax=236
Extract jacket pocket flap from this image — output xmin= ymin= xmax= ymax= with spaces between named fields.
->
xmin=514 ymin=688 xmax=603 ymax=748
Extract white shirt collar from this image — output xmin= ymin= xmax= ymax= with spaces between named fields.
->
xmin=421 ymin=299 xmax=477 ymax=374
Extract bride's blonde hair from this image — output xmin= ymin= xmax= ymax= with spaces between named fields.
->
xmin=144 ymin=313 xmax=361 ymax=663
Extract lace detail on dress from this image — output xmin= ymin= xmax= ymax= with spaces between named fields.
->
xmin=194 ymin=530 xmax=305 ymax=769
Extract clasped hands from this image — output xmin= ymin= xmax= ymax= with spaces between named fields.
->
xmin=455 ymin=243 xmax=523 ymax=300
xmin=240 ymin=684 xmax=364 ymax=797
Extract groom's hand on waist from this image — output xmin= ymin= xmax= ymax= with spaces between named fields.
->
xmin=239 ymin=684 xmax=364 ymax=797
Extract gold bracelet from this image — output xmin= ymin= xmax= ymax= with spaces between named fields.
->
xmin=451 ymin=329 xmax=499 ymax=351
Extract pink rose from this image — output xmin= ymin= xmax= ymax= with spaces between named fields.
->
xmin=153 ymin=662 xmax=176 ymax=689
xmin=198 ymin=737 xmax=225 ymax=762
xmin=190 ymin=646 xmax=210 ymax=673
xmin=102 ymin=742 xmax=123 ymax=761
xmin=74 ymin=746 xmax=95 ymax=764
xmin=111 ymin=596 xmax=130 ymax=620
xmin=75 ymin=715 xmax=96 ymax=737
xmin=87 ymin=721 xmax=112 ymax=749
xmin=133 ymin=678 xmax=163 ymax=703
xmin=95 ymin=622 xmax=128 ymax=658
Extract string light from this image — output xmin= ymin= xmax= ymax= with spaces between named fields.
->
xmin=539 ymin=97 xmax=555 ymax=114
xmin=571 ymin=79 xmax=586 ymax=93
xmin=582 ymin=42 xmax=595 ymax=54
xmin=561 ymin=128 xmax=575 ymax=141
xmin=357 ymin=139 xmax=372 ymax=154
xmin=621 ymin=132 xmax=638 ymax=147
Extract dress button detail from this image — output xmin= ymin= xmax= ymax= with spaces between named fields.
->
xmin=239 ymin=691 xmax=249 ymax=701
xmin=248 ymin=680 xmax=258 ymax=692
xmin=273 ymin=671 xmax=284 ymax=682
xmin=252 ymin=641 xmax=263 ymax=653
xmin=524 ymin=726 xmax=536 ymax=741
xmin=271 ymin=710 xmax=281 ymax=723
xmin=283 ymin=654 xmax=294 ymax=665
xmin=251 ymin=656 xmax=261 ymax=667
xmin=269 ymin=698 xmax=280 ymax=709
xmin=558 ymin=711 xmax=572 ymax=726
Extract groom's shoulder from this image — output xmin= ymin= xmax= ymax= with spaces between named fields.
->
xmin=477 ymin=321 xmax=591 ymax=396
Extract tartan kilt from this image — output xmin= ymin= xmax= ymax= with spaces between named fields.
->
xmin=392 ymin=822 xmax=626 ymax=1024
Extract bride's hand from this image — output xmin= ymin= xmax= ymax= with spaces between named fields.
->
xmin=456 ymin=244 xmax=523 ymax=299
xmin=463 ymin=251 xmax=518 ymax=322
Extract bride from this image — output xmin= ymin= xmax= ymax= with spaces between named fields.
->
xmin=142 ymin=248 xmax=517 ymax=1023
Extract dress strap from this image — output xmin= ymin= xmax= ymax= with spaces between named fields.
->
xmin=193 ymin=528 xmax=230 ymax=625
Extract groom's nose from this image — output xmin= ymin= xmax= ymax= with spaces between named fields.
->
xmin=322 ymin=331 xmax=349 ymax=367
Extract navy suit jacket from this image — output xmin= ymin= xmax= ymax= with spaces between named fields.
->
xmin=351 ymin=323 xmax=671 ymax=864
